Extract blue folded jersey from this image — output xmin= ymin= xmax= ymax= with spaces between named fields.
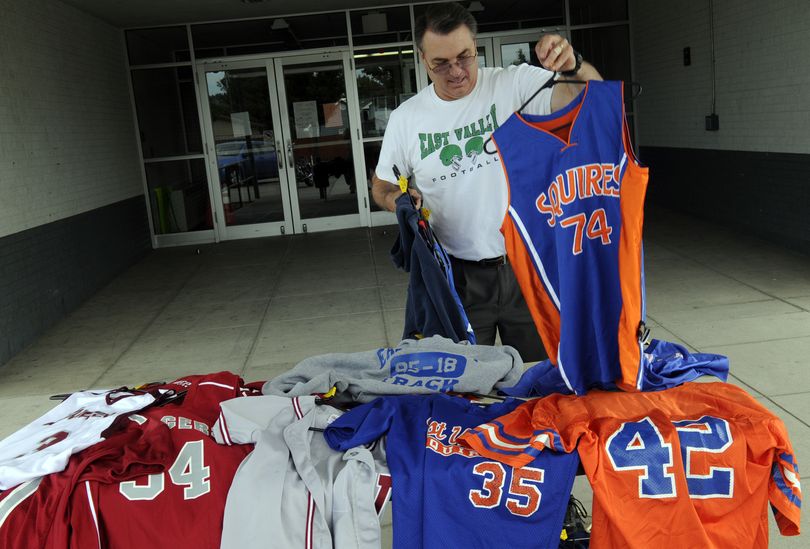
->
xmin=325 ymin=393 xmax=579 ymax=549
xmin=391 ymin=193 xmax=475 ymax=343
xmin=641 ymin=338 xmax=729 ymax=390
xmin=502 ymin=338 xmax=729 ymax=398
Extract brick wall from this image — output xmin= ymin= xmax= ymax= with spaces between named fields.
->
xmin=629 ymin=0 xmax=810 ymax=251
xmin=0 ymin=0 xmax=151 ymax=367
xmin=630 ymin=0 xmax=810 ymax=153
xmin=0 ymin=0 xmax=144 ymax=236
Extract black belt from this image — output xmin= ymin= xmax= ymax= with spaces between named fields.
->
xmin=453 ymin=255 xmax=507 ymax=267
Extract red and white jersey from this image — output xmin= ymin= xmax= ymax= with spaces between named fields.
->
xmin=461 ymin=382 xmax=802 ymax=548
xmin=0 ymin=389 xmax=156 ymax=490
xmin=0 ymin=413 xmax=173 ymax=549
xmin=0 ymin=372 xmax=256 ymax=549
xmin=73 ymin=372 xmax=255 ymax=549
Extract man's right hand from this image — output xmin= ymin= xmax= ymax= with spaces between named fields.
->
xmin=371 ymin=172 xmax=422 ymax=212
xmin=406 ymin=188 xmax=423 ymax=210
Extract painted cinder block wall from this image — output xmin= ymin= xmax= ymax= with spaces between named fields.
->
xmin=629 ymin=0 xmax=810 ymax=252
xmin=0 ymin=0 xmax=150 ymax=366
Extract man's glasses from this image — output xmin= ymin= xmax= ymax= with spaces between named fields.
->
xmin=428 ymin=54 xmax=476 ymax=75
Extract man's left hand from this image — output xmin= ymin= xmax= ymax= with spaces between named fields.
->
xmin=535 ymin=34 xmax=576 ymax=73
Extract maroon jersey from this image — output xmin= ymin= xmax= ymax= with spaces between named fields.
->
xmin=74 ymin=372 xmax=255 ymax=549
xmin=0 ymin=412 xmax=173 ymax=548
xmin=0 ymin=372 xmax=255 ymax=549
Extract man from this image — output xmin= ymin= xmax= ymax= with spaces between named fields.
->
xmin=372 ymin=2 xmax=602 ymax=362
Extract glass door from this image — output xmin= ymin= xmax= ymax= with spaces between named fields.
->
xmin=198 ymin=60 xmax=293 ymax=239
xmin=477 ymin=37 xmax=495 ymax=68
xmin=493 ymin=31 xmax=569 ymax=68
xmin=352 ymin=45 xmax=418 ymax=227
xmin=273 ymin=52 xmax=365 ymax=233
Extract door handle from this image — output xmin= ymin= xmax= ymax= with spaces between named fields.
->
xmin=276 ymin=141 xmax=284 ymax=169
xmin=287 ymin=142 xmax=294 ymax=166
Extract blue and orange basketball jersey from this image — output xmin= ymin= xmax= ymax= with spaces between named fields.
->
xmin=494 ymin=80 xmax=649 ymax=393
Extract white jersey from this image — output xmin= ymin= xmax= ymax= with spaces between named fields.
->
xmin=214 ymin=395 xmax=391 ymax=549
xmin=0 ymin=389 xmax=156 ymax=490
xmin=376 ymin=64 xmax=554 ymax=261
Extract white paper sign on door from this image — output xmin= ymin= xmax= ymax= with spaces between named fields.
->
xmin=293 ymin=101 xmax=319 ymax=139
xmin=231 ymin=111 xmax=252 ymax=137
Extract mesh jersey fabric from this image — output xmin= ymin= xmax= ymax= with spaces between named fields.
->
xmin=495 ymin=80 xmax=649 ymax=393
xmin=461 ymin=382 xmax=802 ymax=548
xmin=325 ymin=393 xmax=579 ymax=549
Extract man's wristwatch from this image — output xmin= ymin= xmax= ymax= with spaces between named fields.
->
xmin=560 ymin=49 xmax=583 ymax=77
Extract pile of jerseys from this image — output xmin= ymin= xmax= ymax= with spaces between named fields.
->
xmin=458 ymin=381 xmax=803 ymax=548
xmin=323 ymin=380 xmax=802 ymax=548
xmin=0 ymin=372 xmax=257 ymax=548
xmin=0 ymin=372 xmax=394 ymax=549
xmin=0 ymin=337 xmax=527 ymax=548
xmin=0 ymin=339 xmax=802 ymax=548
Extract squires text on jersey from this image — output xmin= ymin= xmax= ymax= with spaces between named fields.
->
xmin=536 ymin=162 xmax=622 ymax=224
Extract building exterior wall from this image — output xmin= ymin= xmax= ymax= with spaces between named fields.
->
xmin=630 ymin=0 xmax=810 ymax=252
xmin=0 ymin=0 xmax=150 ymax=366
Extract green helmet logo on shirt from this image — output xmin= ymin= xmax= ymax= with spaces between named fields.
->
xmin=465 ymin=136 xmax=484 ymax=163
xmin=440 ymin=144 xmax=463 ymax=170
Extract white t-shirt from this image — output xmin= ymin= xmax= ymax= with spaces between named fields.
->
xmin=376 ymin=64 xmax=554 ymax=261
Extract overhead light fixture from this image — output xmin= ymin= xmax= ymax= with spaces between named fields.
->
xmin=271 ymin=18 xmax=289 ymax=30
xmin=468 ymin=1 xmax=485 ymax=12
xmin=354 ymin=49 xmax=414 ymax=59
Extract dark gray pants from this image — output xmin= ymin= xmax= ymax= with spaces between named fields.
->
xmin=450 ymin=256 xmax=548 ymax=363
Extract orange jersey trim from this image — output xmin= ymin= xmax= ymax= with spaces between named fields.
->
xmin=496 ymin=138 xmax=560 ymax=364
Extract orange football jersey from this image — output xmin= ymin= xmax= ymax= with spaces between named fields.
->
xmin=461 ymin=382 xmax=801 ymax=548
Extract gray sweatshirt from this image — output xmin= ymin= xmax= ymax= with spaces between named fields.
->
xmin=261 ymin=336 xmax=523 ymax=403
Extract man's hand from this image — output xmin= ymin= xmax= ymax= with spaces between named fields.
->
xmin=371 ymin=173 xmax=422 ymax=212
xmin=535 ymin=34 xmax=576 ymax=73
xmin=534 ymin=34 xmax=603 ymax=112
xmin=406 ymin=188 xmax=423 ymax=210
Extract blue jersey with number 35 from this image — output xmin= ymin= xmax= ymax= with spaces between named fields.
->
xmin=324 ymin=394 xmax=579 ymax=549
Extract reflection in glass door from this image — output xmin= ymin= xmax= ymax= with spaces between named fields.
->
xmin=353 ymin=46 xmax=417 ymax=222
xmin=199 ymin=63 xmax=291 ymax=238
xmin=494 ymin=32 xmax=569 ymax=68
xmin=274 ymin=52 xmax=364 ymax=233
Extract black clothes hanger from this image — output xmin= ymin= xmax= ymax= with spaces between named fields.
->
xmin=482 ymin=76 xmax=643 ymax=155
xmin=467 ymin=392 xmax=509 ymax=401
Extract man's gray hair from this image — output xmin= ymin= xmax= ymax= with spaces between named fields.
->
xmin=414 ymin=3 xmax=478 ymax=51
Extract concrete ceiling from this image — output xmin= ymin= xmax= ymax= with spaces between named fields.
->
xmin=60 ymin=0 xmax=413 ymax=28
